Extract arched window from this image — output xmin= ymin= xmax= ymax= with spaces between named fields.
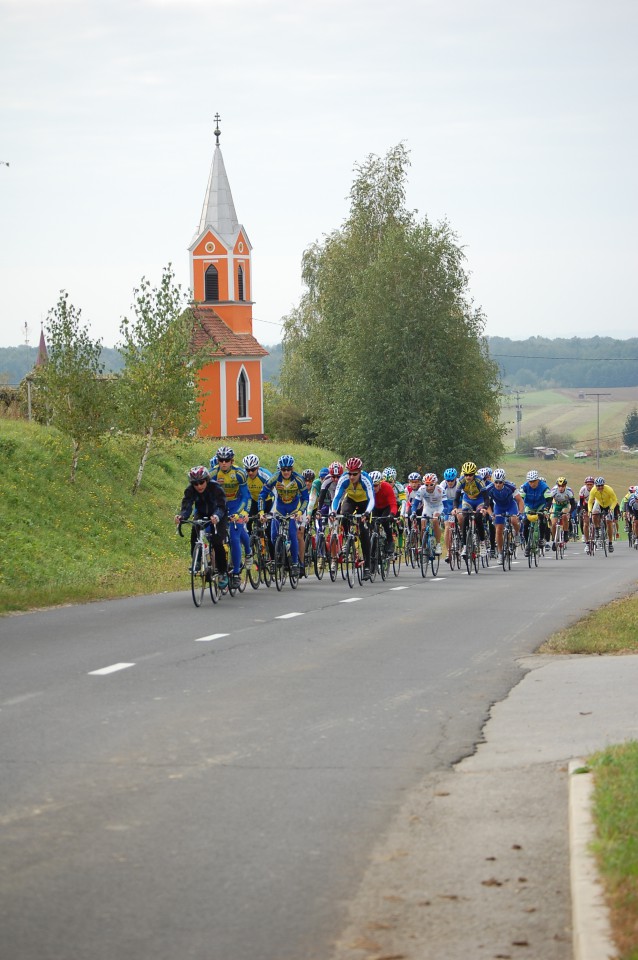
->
xmin=204 ymin=264 xmax=219 ymax=302
xmin=237 ymin=367 xmax=249 ymax=419
xmin=237 ymin=264 xmax=244 ymax=301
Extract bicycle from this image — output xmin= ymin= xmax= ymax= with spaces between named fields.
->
xmin=391 ymin=517 xmax=403 ymax=577
xmin=525 ymin=512 xmax=543 ymax=568
xmin=313 ymin=516 xmax=329 ymax=580
xmin=461 ymin=509 xmax=480 ymax=575
xmin=178 ymin=518 xmax=221 ymax=607
xmin=500 ymin=515 xmax=517 ymax=572
xmin=335 ymin=513 xmax=365 ymax=588
xmin=325 ymin=515 xmax=343 ymax=582
xmin=302 ymin=517 xmax=315 ymax=579
xmin=369 ymin=517 xmax=390 ymax=582
xmin=248 ymin=516 xmax=272 ymax=588
xmin=552 ymin=514 xmax=566 ymax=560
xmin=419 ymin=516 xmax=440 ymax=578
xmin=405 ymin=516 xmax=420 ymax=568
xmin=269 ymin=512 xmax=299 ymax=591
xmin=446 ymin=513 xmax=463 ymax=571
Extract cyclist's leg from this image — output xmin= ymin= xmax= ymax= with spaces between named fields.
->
xmin=493 ymin=511 xmax=505 ymax=555
xmin=288 ymin=513 xmax=299 ymax=565
xmin=228 ymin=520 xmax=243 ymax=574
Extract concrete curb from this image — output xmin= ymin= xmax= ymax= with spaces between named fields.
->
xmin=569 ymin=759 xmax=617 ymax=960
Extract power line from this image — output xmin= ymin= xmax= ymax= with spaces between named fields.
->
xmin=492 ymin=353 xmax=638 ymax=361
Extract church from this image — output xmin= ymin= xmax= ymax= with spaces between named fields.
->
xmin=188 ymin=116 xmax=268 ymax=439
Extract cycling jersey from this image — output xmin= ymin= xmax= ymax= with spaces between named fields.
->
xmin=372 ymin=480 xmax=398 ymax=514
xmin=258 ymin=470 xmax=308 ymax=513
xmin=245 ymin=466 xmax=272 ymax=503
xmin=549 ymin=485 xmax=577 ymax=511
xmin=411 ymin=484 xmax=445 ymax=515
xmin=307 ymin=476 xmax=323 ymax=514
xmin=520 ymin=479 xmax=552 ymax=512
xmin=454 ymin=474 xmax=489 ymax=509
xmin=209 ymin=464 xmax=249 ymax=514
xmin=332 ymin=471 xmax=375 ymax=513
xmin=484 ymin=479 xmax=519 ymax=508
xmin=587 ymin=484 xmax=618 ymax=512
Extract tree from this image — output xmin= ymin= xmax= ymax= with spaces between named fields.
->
xmin=623 ymin=407 xmax=638 ymax=448
xmin=280 ymin=144 xmax=504 ymax=474
xmin=117 ymin=265 xmax=217 ymax=494
xmin=34 ymin=292 xmax=110 ymax=481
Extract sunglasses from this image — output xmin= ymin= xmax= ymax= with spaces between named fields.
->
xmin=247 ymin=467 xmax=259 ymax=473
xmin=281 ymin=467 xmax=293 ymax=471
xmin=348 ymin=471 xmax=360 ymax=476
xmin=193 ymin=480 xmax=207 ymax=486
xmin=424 ymin=483 xmax=436 ymax=488
xmin=218 ymin=457 xmax=232 ymax=463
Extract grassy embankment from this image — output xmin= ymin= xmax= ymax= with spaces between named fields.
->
xmin=540 ymin=597 xmax=638 ymax=960
xmin=0 ymin=420 xmax=338 ymax=614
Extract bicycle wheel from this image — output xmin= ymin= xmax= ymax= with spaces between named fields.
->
xmin=314 ymin=532 xmax=327 ymax=580
xmin=190 ymin=542 xmax=206 ymax=607
xmin=248 ymin=534 xmax=261 ymax=589
xmin=527 ymin=527 xmax=534 ymax=568
xmin=369 ymin=533 xmax=378 ymax=582
xmin=355 ymin=536 xmax=364 ymax=584
xmin=274 ymin=536 xmax=287 ymax=591
xmin=501 ymin=529 xmax=509 ymax=572
xmin=303 ymin=530 xmax=313 ymax=578
xmin=344 ymin=539 xmax=356 ymax=588
xmin=600 ymin=525 xmax=608 ymax=557
xmin=329 ymin=538 xmax=340 ymax=582
xmin=288 ymin=549 xmax=299 ymax=589
xmin=429 ymin=536 xmax=440 ymax=577
xmin=471 ymin=533 xmax=480 ymax=573
xmin=420 ymin=532 xmax=429 ymax=578
xmin=392 ymin=541 xmax=402 ymax=576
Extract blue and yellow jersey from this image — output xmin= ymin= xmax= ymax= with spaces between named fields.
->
xmin=258 ymin=470 xmax=308 ymax=513
xmin=246 ymin=466 xmax=272 ymax=504
xmin=520 ymin=480 xmax=552 ymax=512
xmin=332 ymin=471 xmax=375 ymax=512
xmin=454 ymin=473 xmax=489 ymax=507
xmin=209 ymin=463 xmax=249 ymax=514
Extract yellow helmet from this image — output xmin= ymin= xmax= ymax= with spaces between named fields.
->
xmin=461 ymin=461 xmax=477 ymax=475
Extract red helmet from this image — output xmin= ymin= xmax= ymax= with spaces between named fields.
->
xmin=328 ymin=461 xmax=344 ymax=478
xmin=345 ymin=456 xmax=363 ymax=472
xmin=584 ymin=476 xmax=595 ymax=484
xmin=422 ymin=473 xmax=438 ymax=485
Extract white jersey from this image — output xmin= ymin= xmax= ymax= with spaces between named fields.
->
xmin=550 ymin=484 xmax=575 ymax=506
xmin=439 ymin=479 xmax=461 ymax=505
xmin=412 ymin=483 xmax=445 ymax=513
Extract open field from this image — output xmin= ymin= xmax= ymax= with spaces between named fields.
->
xmin=500 ymin=386 xmax=638 ymax=452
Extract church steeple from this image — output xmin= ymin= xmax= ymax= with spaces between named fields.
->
xmin=195 ymin=114 xmax=239 ymax=244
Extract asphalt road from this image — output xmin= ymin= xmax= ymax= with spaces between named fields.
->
xmin=1 ymin=545 xmax=636 ymax=960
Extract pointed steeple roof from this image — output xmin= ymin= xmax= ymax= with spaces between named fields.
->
xmin=196 ymin=115 xmax=239 ymax=245
xmin=36 ymin=327 xmax=48 ymax=366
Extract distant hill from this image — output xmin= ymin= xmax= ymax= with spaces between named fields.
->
xmin=488 ymin=336 xmax=638 ymax=388
xmin=0 ymin=345 xmax=124 ymax=385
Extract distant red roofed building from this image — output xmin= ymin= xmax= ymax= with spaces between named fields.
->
xmin=189 ymin=116 xmax=267 ymax=438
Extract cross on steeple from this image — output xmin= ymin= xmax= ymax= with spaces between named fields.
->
xmin=214 ymin=113 xmax=222 ymax=146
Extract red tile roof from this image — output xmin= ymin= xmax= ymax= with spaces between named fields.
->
xmin=190 ymin=305 xmax=268 ymax=358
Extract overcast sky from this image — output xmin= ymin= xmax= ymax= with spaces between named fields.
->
xmin=1 ymin=0 xmax=636 ymax=350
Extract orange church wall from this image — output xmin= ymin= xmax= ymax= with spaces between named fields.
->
xmin=225 ymin=359 xmax=263 ymax=436
xmin=192 ymin=231 xmax=228 ymax=258
xmin=215 ymin=302 xmax=253 ymax=335
xmin=196 ymin=362 xmax=222 ymax=438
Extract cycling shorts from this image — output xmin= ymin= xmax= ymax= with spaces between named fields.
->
xmin=492 ymin=503 xmax=520 ymax=525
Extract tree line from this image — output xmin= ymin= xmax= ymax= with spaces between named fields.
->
xmin=490 ymin=335 xmax=638 ymax=388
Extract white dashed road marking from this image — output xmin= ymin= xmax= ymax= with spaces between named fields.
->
xmin=88 ymin=663 xmax=135 ymax=676
xmin=339 ymin=597 xmax=362 ymax=603
xmin=390 ymin=586 xmax=409 ymax=591
xmin=275 ymin=612 xmax=305 ymax=619
xmin=195 ymin=633 xmax=230 ymax=642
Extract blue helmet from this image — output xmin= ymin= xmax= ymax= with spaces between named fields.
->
xmin=319 ymin=467 xmax=330 ymax=479
xmin=278 ymin=454 xmax=295 ymax=469
xmin=443 ymin=467 xmax=458 ymax=482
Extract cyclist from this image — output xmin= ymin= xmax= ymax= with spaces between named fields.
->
xmin=318 ymin=461 xmax=344 ymax=514
xmin=369 ymin=470 xmax=398 ymax=558
xmin=308 ymin=467 xmax=329 ymax=518
xmin=258 ymin=454 xmax=308 ymax=577
xmin=209 ymin=446 xmax=251 ymax=588
xmin=439 ymin=467 xmax=461 ymax=563
xmin=331 ymin=457 xmax=375 ymax=580
xmin=626 ymin=487 xmax=638 ymax=547
xmin=520 ymin=470 xmax=552 ymax=556
xmin=548 ymin=477 xmax=577 ymax=550
xmin=453 ymin=461 xmax=490 ymax=558
xmin=403 ymin=472 xmax=422 ymax=517
xmin=484 ymin=468 xmax=524 ymax=561
xmin=298 ymin=468 xmax=316 ymax=571
xmin=175 ymin=466 xmax=229 ymax=588
xmin=587 ymin=477 xmax=619 ymax=553
xmin=411 ymin=473 xmax=444 ymax=554
xmin=578 ymin=476 xmax=595 ymax=543
xmin=382 ymin=467 xmax=407 ymax=517
xmin=477 ymin=468 xmax=496 ymax=557
xmin=243 ymin=454 xmax=273 ymax=530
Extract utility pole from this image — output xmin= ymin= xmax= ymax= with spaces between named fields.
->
xmin=515 ymin=390 xmax=523 ymax=444
xmin=585 ymin=393 xmax=611 ymax=470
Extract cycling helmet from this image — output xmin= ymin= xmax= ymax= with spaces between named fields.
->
xmin=242 ymin=453 xmax=260 ymax=469
xmin=539 ymin=477 xmax=547 ymax=483
xmin=189 ymin=465 xmax=210 ymax=484
xmin=526 ymin=470 xmax=539 ymax=481
xmin=302 ymin=469 xmax=315 ymax=481
xmin=422 ymin=472 xmax=438 ymax=485
xmin=216 ymin=445 xmax=234 ymax=461
xmin=369 ymin=470 xmax=383 ymax=484
xmin=278 ymin=454 xmax=295 ymax=469
xmin=556 ymin=476 xmax=567 ymax=485
xmin=328 ymin=461 xmax=344 ymax=478
xmin=595 ymin=476 xmax=605 ymax=486
xmin=461 ymin=461 xmax=477 ymax=475
xmin=408 ymin=471 xmax=421 ymax=482
xmin=476 ymin=468 xmax=489 ymax=480
xmin=382 ymin=466 xmax=397 ymax=482
xmin=493 ymin=468 xmax=506 ymax=482
xmin=628 ymin=485 xmax=637 ymax=493
xmin=209 ymin=455 xmax=218 ymax=468
xmin=346 ymin=456 xmax=363 ymax=472
xmin=443 ymin=467 xmax=458 ymax=482
xmin=319 ymin=467 xmax=330 ymax=479
xmin=584 ymin=476 xmax=595 ymax=484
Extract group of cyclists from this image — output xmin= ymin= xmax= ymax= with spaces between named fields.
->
xmin=175 ymin=445 xmax=638 ymax=591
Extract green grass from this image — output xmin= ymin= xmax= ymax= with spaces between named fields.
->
xmin=538 ymin=594 xmax=638 ymax=655
xmin=0 ymin=420 xmax=339 ymax=614
xmin=588 ymin=742 xmax=638 ymax=960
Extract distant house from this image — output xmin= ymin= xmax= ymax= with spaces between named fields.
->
xmin=533 ymin=446 xmax=558 ymax=460
xmin=188 ymin=118 xmax=268 ymax=439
